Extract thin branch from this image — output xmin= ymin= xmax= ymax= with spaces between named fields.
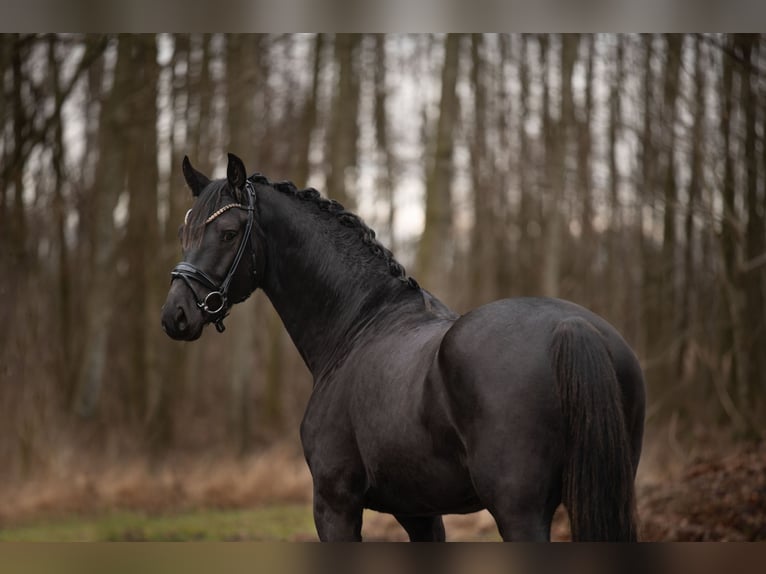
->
xmin=740 ymin=251 xmax=766 ymax=274
xmin=695 ymin=33 xmax=766 ymax=77
xmin=0 ymin=35 xmax=109 ymax=187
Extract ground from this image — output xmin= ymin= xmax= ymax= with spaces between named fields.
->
xmin=638 ymin=440 xmax=766 ymax=541
xmin=1 ymin=439 xmax=764 ymax=541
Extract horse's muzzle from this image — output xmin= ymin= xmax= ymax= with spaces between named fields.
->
xmin=161 ymin=299 xmax=203 ymax=341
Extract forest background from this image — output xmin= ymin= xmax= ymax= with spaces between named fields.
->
xmin=0 ymin=34 xmax=764 ymax=540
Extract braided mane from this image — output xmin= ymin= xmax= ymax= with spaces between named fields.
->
xmin=250 ymin=174 xmax=418 ymax=289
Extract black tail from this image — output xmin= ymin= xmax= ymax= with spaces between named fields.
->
xmin=551 ymin=317 xmax=637 ymax=541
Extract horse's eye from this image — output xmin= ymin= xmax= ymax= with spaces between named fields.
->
xmin=221 ymin=230 xmax=238 ymax=242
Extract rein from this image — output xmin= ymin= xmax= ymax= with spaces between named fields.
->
xmin=170 ymin=180 xmax=258 ymax=333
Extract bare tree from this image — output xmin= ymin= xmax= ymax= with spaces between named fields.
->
xmin=607 ymin=35 xmax=625 ymax=322
xmin=639 ymin=34 xmax=658 ymax=363
xmin=678 ymin=36 xmax=706 ymax=382
xmin=416 ymin=33 xmax=461 ymax=291
xmin=541 ymin=34 xmax=576 ymax=298
xmin=719 ymin=34 xmax=744 ymax=408
xmin=658 ymin=34 xmax=683 ymax=380
xmin=738 ymin=35 xmax=765 ymax=413
xmin=325 ymin=34 xmax=362 ymax=209
xmin=373 ymin=34 xmax=398 ymax=253
xmin=576 ymin=34 xmax=595 ymax=303
xmin=469 ymin=34 xmax=496 ymax=305
xmin=122 ymin=35 xmax=162 ymax=441
xmin=73 ymin=37 xmax=132 ymax=417
xmin=47 ymin=36 xmax=74 ymax=402
xmin=295 ymin=34 xmax=324 ymax=187
xmin=516 ymin=35 xmax=537 ymax=295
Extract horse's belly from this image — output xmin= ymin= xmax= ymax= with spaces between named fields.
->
xmin=362 ymin=458 xmax=482 ymax=516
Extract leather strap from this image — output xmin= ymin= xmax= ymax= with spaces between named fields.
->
xmin=170 ymin=179 xmax=258 ymax=333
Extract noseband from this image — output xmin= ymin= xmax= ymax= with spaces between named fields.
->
xmin=170 ymin=180 xmax=258 ymax=333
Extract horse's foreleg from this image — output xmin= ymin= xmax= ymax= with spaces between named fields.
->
xmin=312 ymin=482 xmax=364 ymax=541
xmin=394 ymin=514 xmax=446 ymax=542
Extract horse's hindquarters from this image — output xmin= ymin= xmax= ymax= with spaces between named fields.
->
xmin=432 ymin=297 xmax=645 ymax=540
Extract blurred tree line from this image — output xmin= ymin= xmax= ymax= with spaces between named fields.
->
xmin=0 ymin=34 xmax=764 ymax=479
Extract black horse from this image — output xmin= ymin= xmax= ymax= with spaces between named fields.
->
xmin=161 ymin=154 xmax=645 ymax=542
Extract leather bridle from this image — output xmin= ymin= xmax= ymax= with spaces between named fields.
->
xmin=170 ymin=180 xmax=258 ymax=333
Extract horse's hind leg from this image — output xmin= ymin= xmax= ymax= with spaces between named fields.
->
xmin=394 ymin=515 xmax=446 ymax=541
xmin=468 ymin=445 xmax=561 ymax=541
xmin=481 ymin=482 xmax=559 ymax=541
xmin=490 ymin=503 xmax=557 ymax=542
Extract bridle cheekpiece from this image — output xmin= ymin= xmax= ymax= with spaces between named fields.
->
xmin=170 ymin=179 xmax=258 ymax=333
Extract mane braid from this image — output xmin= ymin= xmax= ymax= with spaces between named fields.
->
xmin=253 ymin=174 xmax=418 ymax=289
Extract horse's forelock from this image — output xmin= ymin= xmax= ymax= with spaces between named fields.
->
xmin=181 ymin=180 xmax=227 ymax=250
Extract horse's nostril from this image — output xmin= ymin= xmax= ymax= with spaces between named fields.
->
xmin=175 ymin=306 xmax=187 ymax=332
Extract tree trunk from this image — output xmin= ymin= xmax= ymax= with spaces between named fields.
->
xmin=493 ymin=34 xmax=513 ymax=297
xmin=73 ymin=36 xmax=131 ymax=417
xmin=70 ymin=36 xmax=106 ymax=408
xmin=678 ymin=36 xmax=705 ymax=382
xmin=47 ymin=36 xmax=75 ymax=404
xmin=542 ymin=34 xmax=576 ymax=298
xmin=295 ymin=33 xmax=324 ymax=187
xmin=325 ymin=34 xmax=361 ymax=209
xmin=658 ymin=34 xmax=683 ymax=382
xmin=373 ymin=34 xmax=398 ymax=253
xmin=416 ymin=33 xmax=461 ymax=291
xmin=738 ymin=35 xmax=765 ymax=416
xmin=719 ymin=34 xmax=746 ymax=424
xmin=10 ymin=35 xmax=27 ymax=267
xmin=469 ymin=34 xmax=495 ymax=305
xmin=517 ymin=35 xmax=536 ymax=295
xmin=639 ymin=34 xmax=658 ymax=362
xmin=576 ymin=34 xmax=595 ymax=304
xmin=124 ymin=35 xmax=161 ymax=435
xmin=0 ymin=36 xmax=10 ymax=252
xmin=607 ymin=35 xmax=625 ymax=323
xmin=191 ymin=34 xmax=215 ymax=173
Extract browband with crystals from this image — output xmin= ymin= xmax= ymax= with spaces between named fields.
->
xmin=184 ymin=203 xmax=252 ymax=227
xmin=204 ymin=203 xmax=252 ymax=224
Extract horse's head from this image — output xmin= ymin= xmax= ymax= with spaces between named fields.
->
xmin=161 ymin=153 xmax=264 ymax=340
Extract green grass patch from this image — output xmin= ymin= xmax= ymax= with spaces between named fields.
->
xmin=0 ymin=505 xmax=317 ymax=542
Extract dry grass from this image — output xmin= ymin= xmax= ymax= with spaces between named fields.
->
xmin=0 ymin=442 xmax=313 ymax=528
xmin=4 ymin=429 xmax=756 ymax=541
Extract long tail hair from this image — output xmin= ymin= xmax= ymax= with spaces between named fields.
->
xmin=551 ymin=317 xmax=638 ymax=541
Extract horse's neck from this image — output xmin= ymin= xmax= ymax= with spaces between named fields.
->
xmin=257 ymin=187 xmax=411 ymax=378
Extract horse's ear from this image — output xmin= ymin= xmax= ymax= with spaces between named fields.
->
xmin=227 ymin=153 xmax=247 ymax=192
xmin=182 ymin=155 xmax=210 ymax=198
